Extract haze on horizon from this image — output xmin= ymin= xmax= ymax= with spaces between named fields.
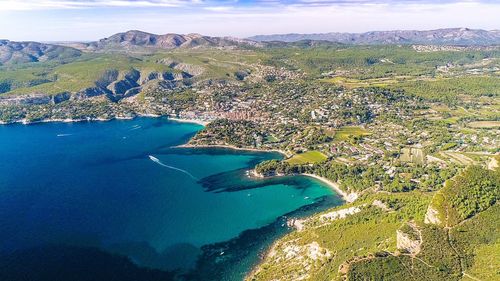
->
xmin=0 ymin=0 xmax=499 ymax=42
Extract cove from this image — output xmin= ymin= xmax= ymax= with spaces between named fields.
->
xmin=0 ymin=117 xmax=343 ymax=280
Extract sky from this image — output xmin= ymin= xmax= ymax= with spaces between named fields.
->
xmin=0 ymin=0 xmax=499 ymax=41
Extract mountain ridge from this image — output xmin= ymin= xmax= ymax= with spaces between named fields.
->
xmin=248 ymin=28 xmax=500 ymax=45
xmin=0 ymin=40 xmax=81 ymax=65
xmin=2 ymin=28 xmax=499 ymax=66
xmin=67 ymin=30 xmax=262 ymax=52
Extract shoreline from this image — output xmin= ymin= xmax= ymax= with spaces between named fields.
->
xmin=167 ymin=117 xmax=210 ymax=126
xmin=0 ymin=114 xmax=211 ymax=127
xmin=176 ymin=143 xmax=291 ymax=157
xmin=301 ymin=173 xmax=358 ymax=203
xmin=244 ymin=173 xmax=355 ymax=280
xmin=246 ymin=170 xmax=357 ymax=203
xmin=1 ymin=114 xmax=353 ymax=279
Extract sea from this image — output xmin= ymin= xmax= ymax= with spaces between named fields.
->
xmin=0 ymin=117 xmax=343 ymax=281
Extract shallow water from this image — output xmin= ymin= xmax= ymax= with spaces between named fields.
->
xmin=0 ymin=117 xmax=342 ymax=280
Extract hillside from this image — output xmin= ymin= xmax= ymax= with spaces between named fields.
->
xmin=425 ymin=166 xmax=499 ymax=227
xmin=0 ymin=40 xmax=81 ymax=65
xmin=249 ymin=166 xmax=499 ymax=281
xmin=249 ymin=28 xmax=500 ymax=45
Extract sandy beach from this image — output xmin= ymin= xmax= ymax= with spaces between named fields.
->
xmin=301 ymin=173 xmax=358 ymax=203
xmin=167 ymin=117 xmax=210 ymax=126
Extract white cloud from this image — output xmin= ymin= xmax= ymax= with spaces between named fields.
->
xmin=0 ymin=0 xmax=498 ymax=41
xmin=204 ymin=6 xmax=234 ymax=12
xmin=0 ymin=0 xmax=202 ymax=11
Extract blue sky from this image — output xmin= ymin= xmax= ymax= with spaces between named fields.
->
xmin=0 ymin=0 xmax=499 ymax=41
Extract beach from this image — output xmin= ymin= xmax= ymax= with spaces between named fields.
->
xmin=167 ymin=116 xmax=210 ymax=126
xmin=301 ymin=174 xmax=358 ymax=203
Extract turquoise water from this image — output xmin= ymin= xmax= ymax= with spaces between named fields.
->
xmin=0 ymin=118 xmax=342 ymax=280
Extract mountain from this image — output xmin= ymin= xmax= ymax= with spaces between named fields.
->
xmin=249 ymin=28 xmax=500 ymax=45
xmin=0 ymin=40 xmax=81 ymax=65
xmin=70 ymin=30 xmax=262 ymax=52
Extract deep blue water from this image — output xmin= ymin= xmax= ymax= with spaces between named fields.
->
xmin=0 ymin=118 xmax=342 ymax=280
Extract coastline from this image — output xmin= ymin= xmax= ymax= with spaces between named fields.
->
xmin=167 ymin=117 xmax=209 ymax=126
xmin=244 ymin=173 xmax=354 ymax=280
xmin=177 ymin=143 xmax=291 ymax=157
xmin=0 ymin=114 xmax=211 ymax=127
xmin=1 ymin=114 xmax=353 ymax=279
xmin=246 ymin=170 xmax=358 ymax=203
xmin=301 ymin=173 xmax=358 ymax=203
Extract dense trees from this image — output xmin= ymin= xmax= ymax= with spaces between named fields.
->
xmin=190 ymin=119 xmax=266 ymax=148
xmin=430 ymin=165 xmax=499 ymax=227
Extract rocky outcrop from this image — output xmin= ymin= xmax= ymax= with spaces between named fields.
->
xmin=396 ymin=223 xmax=422 ymax=255
xmin=0 ymin=60 xmax=202 ymax=105
xmin=173 ymin=63 xmax=205 ymax=76
xmin=250 ymin=240 xmax=332 ymax=281
xmin=157 ymin=58 xmax=178 ymax=67
xmin=73 ymin=87 xmax=108 ymax=100
xmin=157 ymin=58 xmax=205 ymax=78
xmin=106 ymin=69 xmax=140 ymax=101
xmin=0 ymin=92 xmax=69 ymax=105
xmin=95 ymin=69 xmax=119 ymax=88
xmin=320 ymin=206 xmax=362 ymax=222
xmin=0 ymin=94 xmax=51 ymax=105
xmin=424 ymin=206 xmax=442 ymax=225
xmin=52 ymin=92 xmax=71 ymax=104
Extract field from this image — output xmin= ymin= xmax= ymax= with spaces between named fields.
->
xmin=286 ymin=150 xmax=327 ymax=165
xmin=329 ymin=126 xmax=371 ymax=141
xmin=400 ymin=147 xmax=425 ymax=164
xmin=323 ymin=76 xmax=404 ymax=88
xmin=468 ymin=121 xmax=500 ymax=128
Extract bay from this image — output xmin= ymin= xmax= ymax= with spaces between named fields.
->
xmin=0 ymin=117 xmax=342 ymax=280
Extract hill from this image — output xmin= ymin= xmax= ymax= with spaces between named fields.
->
xmin=0 ymin=40 xmax=81 ymax=65
xmin=249 ymin=28 xmax=500 ymax=45
xmin=425 ymin=166 xmax=499 ymax=227
xmin=69 ymin=30 xmax=262 ymax=52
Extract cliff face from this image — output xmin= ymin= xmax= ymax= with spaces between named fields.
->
xmin=396 ymin=229 xmax=421 ymax=255
xmin=0 ymin=92 xmax=71 ymax=106
xmin=0 ymin=64 xmax=204 ymax=106
xmin=424 ymin=206 xmax=442 ymax=225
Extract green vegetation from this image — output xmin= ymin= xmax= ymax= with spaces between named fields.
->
xmin=394 ymin=76 xmax=500 ymax=104
xmin=450 ymin=205 xmax=500 ymax=280
xmin=286 ymin=151 xmax=327 ymax=165
xmin=400 ymin=147 xmax=425 ymax=164
xmin=1 ymin=41 xmax=499 ymax=280
xmin=250 ymin=192 xmax=432 ymax=281
xmin=189 ymin=119 xmax=266 ymax=148
xmin=331 ymin=126 xmax=371 ymax=141
xmin=348 ymin=224 xmax=462 ymax=281
xmin=428 ymin=166 xmax=499 ymax=227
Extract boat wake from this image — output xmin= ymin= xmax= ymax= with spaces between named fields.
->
xmin=148 ymin=155 xmax=198 ymax=180
xmin=130 ymin=125 xmax=142 ymax=131
xmin=57 ymin=134 xmax=72 ymax=137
